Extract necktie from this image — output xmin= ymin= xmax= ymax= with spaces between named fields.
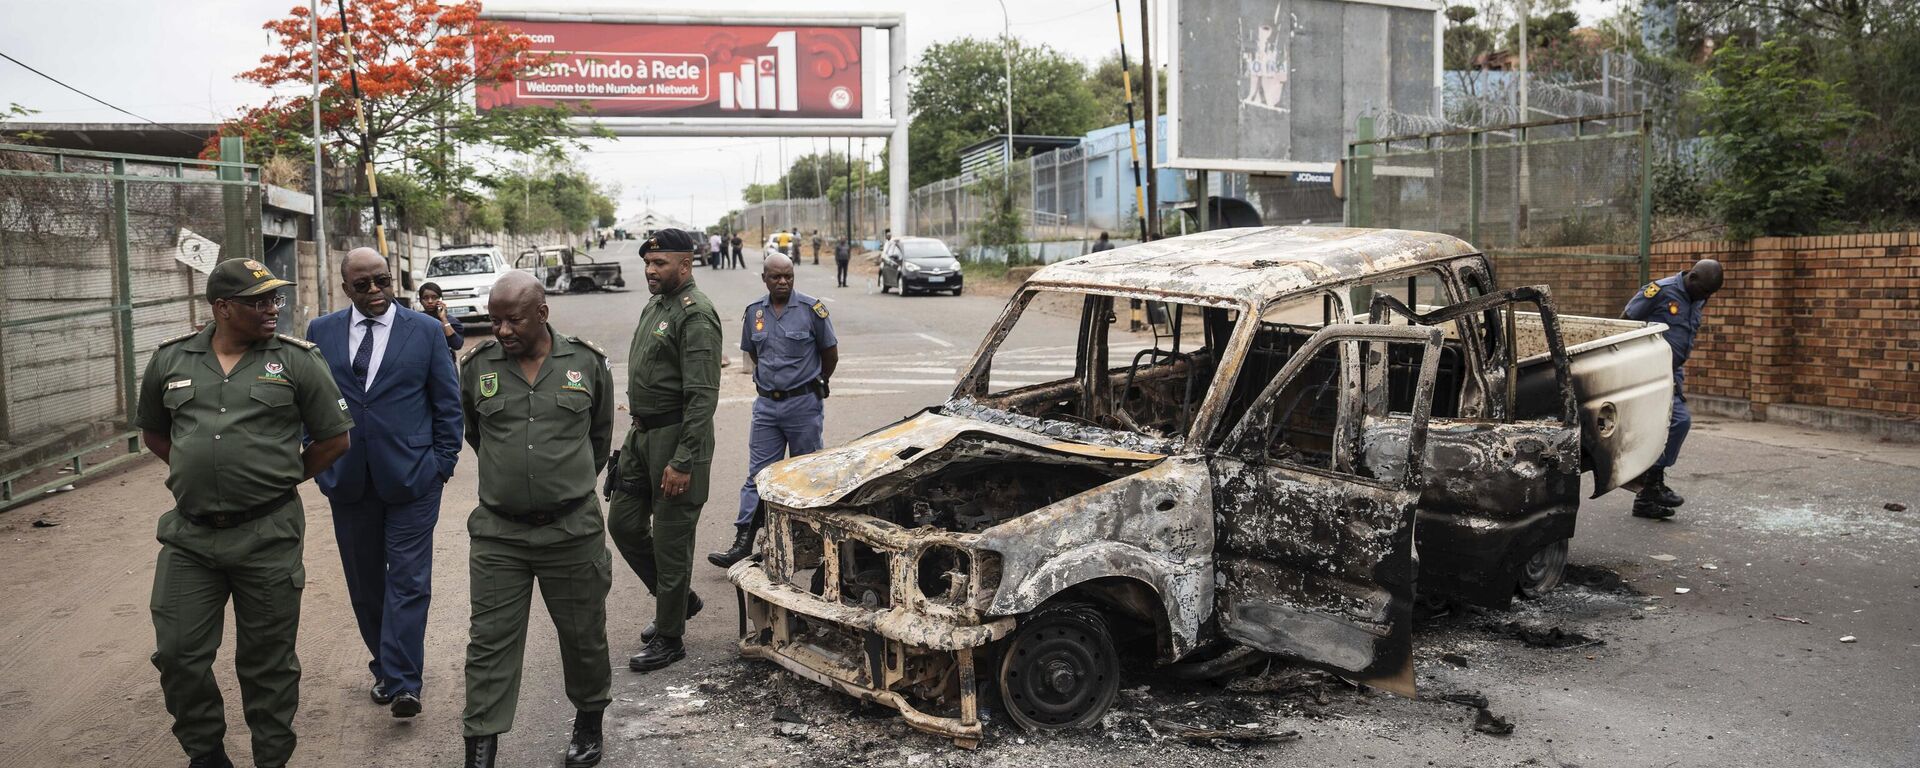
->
xmin=351 ymin=318 xmax=377 ymax=385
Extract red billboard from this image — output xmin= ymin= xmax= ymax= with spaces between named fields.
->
xmin=476 ymin=22 xmax=864 ymax=119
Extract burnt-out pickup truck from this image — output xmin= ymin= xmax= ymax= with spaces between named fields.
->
xmin=728 ymin=227 xmax=1674 ymax=745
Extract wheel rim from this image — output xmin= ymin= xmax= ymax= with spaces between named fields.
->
xmin=998 ymin=606 xmax=1117 ymax=731
xmin=1518 ymin=539 xmax=1569 ymax=597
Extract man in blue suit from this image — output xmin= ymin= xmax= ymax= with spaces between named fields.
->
xmin=308 ymin=247 xmax=462 ymax=719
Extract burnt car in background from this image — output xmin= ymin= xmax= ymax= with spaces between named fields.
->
xmin=728 ymin=227 xmax=1675 ymax=746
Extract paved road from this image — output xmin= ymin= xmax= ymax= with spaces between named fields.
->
xmin=0 ymin=239 xmax=1915 ymax=767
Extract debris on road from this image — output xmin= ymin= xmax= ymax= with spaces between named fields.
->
xmin=1840 ymin=635 xmax=1858 ymax=643
xmin=1700 ymin=563 xmax=1719 ymax=570
xmin=1436 ymin=691 xmax=1489 ymax=709
xmin=1152 ymin=719 xmax=1301 ymax=748
xmin=1495 ymin=622 xmax=1602 ymax=649
xmin=1675 ymin=587 xmax=1692 ymax=594
xmin=1472 ymin=708 xmax=1516 ymax=736
xmin=1885 ymin=502 xmax=1907 ymax=512
xmin=1770 ymin=615 xmax=1811 ymax=624
xmin=1649 ymin=553 xmax=1678 ymax=562
xmin=775 ymin=722 xmax=811 ymax=741
xmin=31 ymin=519 xmax=58 ymax=528
xmin=1440 ymin=652 xmax=1472 ymax=668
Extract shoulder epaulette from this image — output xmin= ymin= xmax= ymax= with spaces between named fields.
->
xmin=157 ymin=330 xmax=198 ymax=348
xmin=680 ymin=294 xmax=696 ymax=308
xmin=812 ymin=300 xmax=829 ymax=319
xmin=461 ymin=338 xmax=498 ymax=365
xmin=277 ymin=333 xmax=317 ymax=350
xmin=570 ymin=335 xmax=609 ymax=358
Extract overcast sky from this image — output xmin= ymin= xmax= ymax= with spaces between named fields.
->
xmin=1 ymin=0 xmax=1619 ymax=226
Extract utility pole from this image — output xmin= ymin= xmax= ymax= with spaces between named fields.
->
xmin=310 ymin=0 xmax=327 ymax=311
xmin=995 ymin=0 xmax=1014 ymax=204
xmin=1141 ymin=0 xmax=1157 ymax=237
xmin=1517 ymin=0 xmax=1532 ymax=232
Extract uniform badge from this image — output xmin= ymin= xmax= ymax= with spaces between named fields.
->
xmin=1643 ymin=283 xmax=1660 ymax=298
xmin=165 ymin=379 xmax=193 ymax=390
xmin=653 ymin=320 xmax=670 ymax=337
xmin=812 ymin=301 xmax=829 ymax=319
xmin=1667 ymin=301 xmax=1680 ymax=315
xmin=563 ymin=370 xmax=587 ymax=391
xmin=754 ymin=308 xmax=765 ymax=332
xmin=337 ymin=398 xmax=349 ymax=411
xmin=479 ymin=372 xmax=498 ymax=398
xmin=258 ymin=361 xmax=290 ymax=385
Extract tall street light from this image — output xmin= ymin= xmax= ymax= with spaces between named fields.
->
xmin=994 ymin=0 xmax=1013 ymax=202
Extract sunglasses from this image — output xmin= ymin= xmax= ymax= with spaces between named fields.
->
xmin=350 ymin=274 xmax=394 ymax=293
xmin=226 ymin=294 xmax=287 ymax=311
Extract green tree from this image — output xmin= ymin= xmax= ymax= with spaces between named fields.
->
xmin=1084 ymin=53 xmax=1165 ymax=126
xmin=1699 ymin=39 xmax=1864 ymax=238
xmin=0 ymin=103 xmax=45 ymax=144
xmin=970 ymin=164 xmax=1028 ymax=262
xmin=908 ymin=36 xmax=1100 ymax=187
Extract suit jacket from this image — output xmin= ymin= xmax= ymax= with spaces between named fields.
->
xmin=307 ymin=305 xmax=462 ymax=503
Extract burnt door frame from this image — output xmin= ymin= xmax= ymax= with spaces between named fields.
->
xmin=1208 ymin=324 xmax=1443 ymax=696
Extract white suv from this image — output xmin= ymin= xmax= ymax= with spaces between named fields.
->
xmin=425 ymin=244 xmax=512 ymax=323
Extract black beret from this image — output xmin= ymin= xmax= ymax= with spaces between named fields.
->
xmin=641 ymin=228 xmax=697 ymax=255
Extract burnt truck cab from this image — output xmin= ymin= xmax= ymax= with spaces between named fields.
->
xmin=728 ymin=227 xmax=1674 ymax=745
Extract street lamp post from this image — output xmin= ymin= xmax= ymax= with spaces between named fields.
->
xmin=994 ymin=0 xmax=1013 ymax=202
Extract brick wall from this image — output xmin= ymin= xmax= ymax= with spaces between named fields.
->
xmin=1491 ymin=233 xmax=1920 ymax=423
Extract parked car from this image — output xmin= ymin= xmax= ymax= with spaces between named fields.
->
xmin=516 ymin=245 xmax=624 ymax=293
xmin=728 ymin=226 xmax=1675 ymax=746
xmin=425 ymin=244 xmax=514 ymax=323
xmin=878 ymin=236 xmax=964 ymax=295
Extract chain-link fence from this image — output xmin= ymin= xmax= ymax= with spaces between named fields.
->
xmin=1347 ymin=111 xmax=1652 ymax=291
xmin=0 ymin=143 xmax=262 ymax=509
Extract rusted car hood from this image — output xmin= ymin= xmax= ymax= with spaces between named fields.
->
xmin=756 ymin=411 xmax=1165 ymax=509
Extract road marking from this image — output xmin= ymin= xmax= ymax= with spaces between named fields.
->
xmin=915 ymin=332 xmax=953 ymax=348
xmin=833 ymin=377 xmax=1037 ymax=388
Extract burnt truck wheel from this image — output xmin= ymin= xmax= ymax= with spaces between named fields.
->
xmin=997 ymin=601 xmax=1119 ymax=732
xmin=1517 ymin=538 xmax=1570 ymax=598
xmin=570 ymin=276 xmax=596 ymax=293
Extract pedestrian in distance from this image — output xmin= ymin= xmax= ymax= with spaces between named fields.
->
xmin=834 ymin=237 xmax=852 ymax=287
xmin=457 ymin=271 xmax=616 ymax=768
xmin=709 ymin=232 xmax=724 ymax=270
xmin=306 ymin=248 xmax=462 ymax=720
xmin=810 ymin=230 xmax=823 ymax=265
xmin=711 ymin=253 xmax=838 ymax=567
xmin=607 ymin=228 xmax=723 ymax=673
xmin=417 ymin=281 xmax=467 ymax=358
xmin=730 ymin=232 xmax=745 ymax=270
xmin=140 ymin=259 xmax=353 ymax=768
xmin=1621 ymin=258 xmax=1724 ymax=520
xmin=1091 ymin=231 xmax=1114 ymax=253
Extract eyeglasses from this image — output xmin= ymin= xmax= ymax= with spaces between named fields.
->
xmin=226 ymin=294 xmax=287 ymax=311
xmin=350 ymin=274 xmax=394 ymax=293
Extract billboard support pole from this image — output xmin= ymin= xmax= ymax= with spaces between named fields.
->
xmin=889 ymin=22 xmax=909 ymax=239
xmin=1112 ymin=0 xmax=1148 ymax=240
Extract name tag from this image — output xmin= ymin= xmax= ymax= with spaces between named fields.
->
xmin=165 ymin=379 xmax=193 ymax=390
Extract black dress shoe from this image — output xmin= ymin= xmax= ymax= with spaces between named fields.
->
xmin=565 ymin=709 xmax=604 ymax=767
xmin=628 ymin=636 xmax=686 ymax=672
xmin=370 ymin=678 xmax=394 ymax=705
xmin=390 ymin=691 xmax=422 ymax=718
xmin=1631 ymin=497 xmax=1677 ymax=519
xmin=640 ymin=592 xmax=702 ymax=642
xmin=706 ymin=524 xmax=756 ymax=568
xmin=464 ymin=735 xmax=497 ymax=768
xmin=186 ymin=747 xmax=233 ymax=768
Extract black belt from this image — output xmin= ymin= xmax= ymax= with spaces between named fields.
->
xmin=492 ymin=494 xmax=591 ymax=526
xmin=757 ymin=383 xmax=819 ymax=401
xmin=179 ymin=489 xmax=298 ymax=529
xmin=630 ymin=409 xmax=684 ymax=430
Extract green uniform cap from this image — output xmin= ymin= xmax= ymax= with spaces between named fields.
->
xmin=207 ymin=258 xmax=294 ymax=299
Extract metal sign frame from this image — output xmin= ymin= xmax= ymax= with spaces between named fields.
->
xmin=479 ymin=8 xmax=908 ymax=234
xmin=1164 ymin=0 xmax=1443 ymax=174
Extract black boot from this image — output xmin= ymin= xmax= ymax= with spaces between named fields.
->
xmin=565 ymin=709 xmax=604 ymax=768
xmin=707 ymin=524 xmax=756 ymax=568
xmin=1632 ymin=495 xmax=1677 ymax=519
xmin=628 ymin=635 xmax=686 ymax=672
xmin=186 ymin=747 xmax=233 ymax=768
xmin=464 ymin=735 xmax=497 ymax=768
xmin=641 ymin=592 xmax=702 ymax=642
xmin=1637 ymin=467 xmax=1686 ymax=508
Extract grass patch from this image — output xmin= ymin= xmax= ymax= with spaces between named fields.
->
xmin=961 ymin=259 xmax=1011 ymax=281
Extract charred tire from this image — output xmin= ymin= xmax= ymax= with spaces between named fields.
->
xmin=996 ymin=601 xmax=1120 ymax=732
xmin=570 ymin=277 xmax=596 ymax=293
xmin=1516 ymin=538 xmax=1570 ymax=599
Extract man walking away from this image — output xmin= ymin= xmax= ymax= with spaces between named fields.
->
xmin=141 ymin=259 xmax=353 ymax=768
xmin=710 ymin=253 xmax=837 ymax=567
xmin=834 ymin=238 xmax=852 ymax=287
xmin=810 ymin=230 xmax=823 ymax=265
xmin=458 ymin=271 xmax=615 ymax=768
xmin=1621 ymin=259 xmax=1724 ymax=520
xmin=309 ymin=248 xmax=462 ymax=719
xmin=608 ymin=229 xmax=723 ymax=673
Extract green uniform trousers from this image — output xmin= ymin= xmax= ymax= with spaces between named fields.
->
xmin=607 ymin=423 xmax=709 ymax=640
xmin=149 ymin=497 xmax=305 ymax=768
xmin=461 ymin=498 xmax=614 ymax=738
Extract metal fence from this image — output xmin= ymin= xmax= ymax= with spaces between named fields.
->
xmin=0 ymin=143 xmax=262 ymax=509
xmin=1346 ymin=111 xmax=1652 ymax=285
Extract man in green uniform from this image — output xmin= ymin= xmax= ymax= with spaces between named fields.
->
xmin=139 ymin=259 xmax=354 ymax=768
xmin=458 ymin=271 xmax=615 ymax=768
xmin=609 ymin=228 xmax=722 ymax=672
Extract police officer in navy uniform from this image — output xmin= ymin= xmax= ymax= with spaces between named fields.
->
xmin=709 ymin=252 xmax=838 ymax=567
xmin=1622 ymin=258 xmax=1724 ymax=519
